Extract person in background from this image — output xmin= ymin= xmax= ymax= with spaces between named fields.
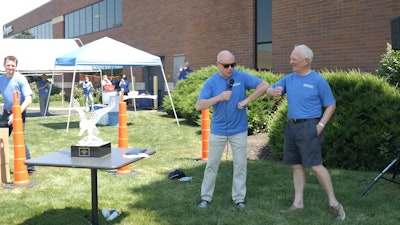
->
xmin=119 ymin=74 xmax=132 ymax=107
xmin=82 ymin=76 xmax=94 ymax=112
xmin=36 ymin=74 xmax=51 ymax=116
xmin=196 ymin=50 xmax=271 ymax=209
xmin=267 ymin=44 xmax=345 ymax=221
xmin=0 ymin=55 xmax=36 ymax=175
xmin=102 ymin=75 xmax=113 ymax=91
xmin=177 ymin=61 xmax=193 ymax=81
xmin=119 ymin=74 xmax=130 ymax=95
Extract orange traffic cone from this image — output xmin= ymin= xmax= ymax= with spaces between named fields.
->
xmin=12 ymin=91 xmax=30 ymax=186
xmin=117 ymin=90 xmax=131 ymax=174
xmin=201 ymin=109 xmax=210 ymax=161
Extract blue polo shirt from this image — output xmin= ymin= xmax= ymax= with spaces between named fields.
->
xmin=0 ymin=73 xmax=33 ymax=111
xmin=37 ymin=80 xmax=50 ymax=95
xmin=272 ymin=70 xmax=336 ymax=119
xmin=197 ymin=70 xmax=262 ymax=136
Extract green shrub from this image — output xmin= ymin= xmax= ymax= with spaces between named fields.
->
xmin=377 ymin=43 xmax=400 ymax=88
xmin=163 ymin=66 xmax=215 ymax=124
xmin=268 ymin=70 xmax=400 ymax=171
xmin=163 ymin=65 xmax=283 ymax=134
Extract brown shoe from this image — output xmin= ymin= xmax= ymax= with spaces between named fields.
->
xmin=331 ymin=203 xmax=345 ymax=220
xmin=280 ymin=205 xmax=303 ymax=213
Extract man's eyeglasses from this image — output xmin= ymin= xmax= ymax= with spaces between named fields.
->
xmin=218 ymin=62 xmax=236 ymax=69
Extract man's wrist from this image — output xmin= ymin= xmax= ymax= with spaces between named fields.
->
xmin=318 ymin=122 xmax=325 ymax=128
xmin=266 ymin=87 xmax=271 ymax=95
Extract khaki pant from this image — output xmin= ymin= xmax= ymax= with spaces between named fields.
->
xmin=200 ymin=131 xmax=247 ymax=203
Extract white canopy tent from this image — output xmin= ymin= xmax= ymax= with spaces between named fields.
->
xmin=0 ymin=38 xmax=96 ymax=115
xmin=54 ymin=37 xmax=179 ymax=131
xmin=0 ymin=39 xmax=83 ymax=73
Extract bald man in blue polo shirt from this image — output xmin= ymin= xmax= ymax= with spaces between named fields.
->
xmin=196 ymin=50 xmax=270 ymax=209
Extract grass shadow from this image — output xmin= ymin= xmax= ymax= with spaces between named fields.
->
xmin=125 ymin=160 xmax=277 ymax=224
xmin=39 ymin=121 xmax=134 ymax=130
xmin=40 ymin=121 xmax=80 ymax=130
xmin=19 ymin=206 xmax=127 ymax=225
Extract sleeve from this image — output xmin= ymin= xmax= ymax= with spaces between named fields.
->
xmin=244 ymin=73 xmax=262 ymax=89
xmin=272 ymin=75 xmax=287 ymax=94
xmin=20 ymin=76 xmax=34 ymax=97
xmin=197 ymin=78 xmax=213 ymax=100
xmin=319 ymin=79 xmax=336 ymax=107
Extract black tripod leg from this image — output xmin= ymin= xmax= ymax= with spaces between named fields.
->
xmin=392 ymin=159 xmax=399 ymax=179
xmin=360 ymin=157 xmax=400 ymax=196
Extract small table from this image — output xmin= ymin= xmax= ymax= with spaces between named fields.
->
xmin=124 ymin=94 xmax=158 ymax=111
xmin=25 ymin=147 xmax=156 ymax=225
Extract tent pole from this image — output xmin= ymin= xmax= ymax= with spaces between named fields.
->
xmin=66 ymin=69 xmax=77 ymax=133
xmin=100 ymin=68 xmax=104 ymax=104
xmin=62 ymin=72 xmax=65 ymax=107
xmin=100 ymin=67 xmax=104 ymax=104
xmin=130 ymin=66 xmax=134 ymax=91
xmin=43 ymin=73 xmax=53 ymax=118
xmin=160 ymin=66 xmax=179 ymax=125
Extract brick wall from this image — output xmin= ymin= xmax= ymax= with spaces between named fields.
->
xmin=5 ymin=0 xmax=399 ymax=77
xmin=115 ymin=0 xmax=255 ymax=78
xmin=6 ymin=0 xmax=255 ymax=80
xmin=272 ymin=0 xmax=400 ymax=74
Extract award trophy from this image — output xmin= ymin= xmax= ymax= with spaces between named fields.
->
xmin=70 ymin=98 xmax=115 ymax=157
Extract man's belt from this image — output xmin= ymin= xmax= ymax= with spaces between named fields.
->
xmin=288 ymin=118 xmax=319 ymax=123
xmin=3 ymin=110 xmax=12 ymax=114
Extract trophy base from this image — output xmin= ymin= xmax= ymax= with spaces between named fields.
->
xmin=71 ymin=142 xmax=111 ymax=157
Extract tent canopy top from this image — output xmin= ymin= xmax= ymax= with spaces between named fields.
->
xmin=55 ymin=37 xmax=162 ymax=67
xmin=55 ymin=36 xmax=179 ymax=128
xmin=0 ymin=39 xmax=85 ymax=73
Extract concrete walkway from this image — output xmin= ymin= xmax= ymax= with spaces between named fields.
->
xmin=0 ymin=104 xmax=77 ymax=117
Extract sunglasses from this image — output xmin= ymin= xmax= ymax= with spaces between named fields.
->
xmin=218 ymin=62 xmax=236 ymax=68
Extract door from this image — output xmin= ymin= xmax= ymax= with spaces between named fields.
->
xmin=173 ymin=54 xmax=185 ymax=87
xmin=144 ymin=56 xmax=165 ymax=107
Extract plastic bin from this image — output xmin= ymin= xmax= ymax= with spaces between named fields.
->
xmin=108 ymin=112 xmax=119 ymax=126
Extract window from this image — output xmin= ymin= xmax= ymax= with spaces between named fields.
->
xmin=93 ymin=3 xmax=100 ymax=33
xmin=73 ymin=11 xmax=80 ymax=36
xmin=115 ymin=0 xmax=122 ymax=26
xmin=86 ymin=7 xmax=93 ymax=33
xmin=65 ymin=0 xmax=123 ymax=38
xmin=106 ymin=0 xmax=115 ymax=28
xmin=99 ymin=1 xmax=107 ymax=31
xmin=256 ymin=0 xmax=272 ymax=71
xmin=79 ymin=8 xmax=86 ymax=35
xmin=10 ymin=21 xmax=53 ymax=39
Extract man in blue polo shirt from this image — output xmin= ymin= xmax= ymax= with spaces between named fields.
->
xmin=36 ymin=74 xmax=51 ymax=116
xmin=196 ymin=50 xmax=270 ymax=209
xmin=267 ymin=45 xmax=345 ymax=220
xmin=0 ymin=55 xmax=36 ymax=175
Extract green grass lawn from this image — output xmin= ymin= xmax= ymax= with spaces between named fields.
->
xmin=1 ymin=110 xmax=400 ymax=225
